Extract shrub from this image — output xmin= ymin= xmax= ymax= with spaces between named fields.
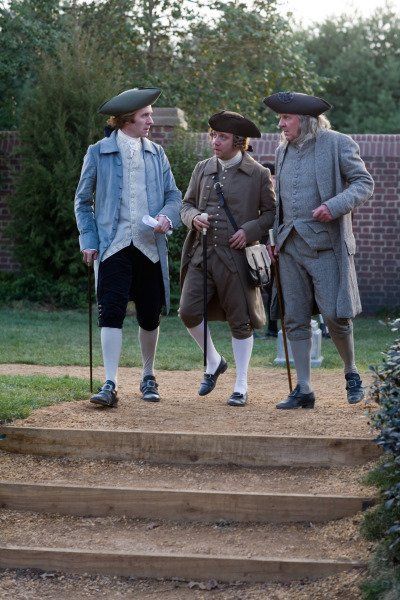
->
xmin=362 ymin=324 xmax=400 ymax=598
xmin=7 ymin=30 xmax=121 ymax=308
xmin=164 ymin=129 xmax=210 ymax=310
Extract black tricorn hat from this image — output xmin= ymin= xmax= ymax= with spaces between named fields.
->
xmin=208 ymin=110 xmax=261 ymax=138
xmin=98 ymin=87 xmax=161 ymax=116
xmin=262 ymin=161 xmax=275 ymax=176
xmin=263 ymin=92 xmax=331 ymax=117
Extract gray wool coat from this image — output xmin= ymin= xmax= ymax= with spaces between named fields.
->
xmin=274 ymin=128 xmax=374 ymax=319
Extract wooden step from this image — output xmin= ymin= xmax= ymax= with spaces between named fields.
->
xmin=0 ymin=481 xmax=375 ymax=523
xmin=0 ymin=426 xmax=380 ymax=467
xmin=0 ymin=545 xmax=365 ymax=583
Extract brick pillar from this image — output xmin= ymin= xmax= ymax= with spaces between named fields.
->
xmin=149 ymin=107 xmax=188 ymax=146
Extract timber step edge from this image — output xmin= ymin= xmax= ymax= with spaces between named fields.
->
xmin=0 ymin=546 xmax=366 ymax=583
xmin=0 ymin=481 xmax=376 ymax=523
xmin=0 ymin=426 xmax=381 ymax=467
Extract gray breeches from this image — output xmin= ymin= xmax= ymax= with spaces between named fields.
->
xmin=279 ymin=232 xmax=352 ymax=341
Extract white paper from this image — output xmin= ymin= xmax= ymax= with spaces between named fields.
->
xmin=142 ymin=215 xmax=172 ymax=235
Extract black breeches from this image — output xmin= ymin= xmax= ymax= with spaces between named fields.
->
xmin=97 ymin=244 xmax=164 ymax=330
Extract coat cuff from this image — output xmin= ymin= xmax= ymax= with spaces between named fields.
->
xmin=241 ymin=221 xmax=262 ymax=244
xmin=79 ymin=231 xmax=99 ymax=252
xmin=322 ymin=198 xmax=345 ymax=220
xmin=181 ymin=207 xmax=201 ymax=228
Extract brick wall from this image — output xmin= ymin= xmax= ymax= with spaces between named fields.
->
xmin=1 ymin=121 xmax=399 ymax=313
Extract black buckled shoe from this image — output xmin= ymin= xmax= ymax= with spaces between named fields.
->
xmin=227 ymin=392 xmax=248 ymax=407
xmin=345 ymin=372 xmax=364 ymax=404
xmin=140 ymin=375 xmax=160 ymax=402
xmin=276 ymin=385 xmax=315 ymax=410
xmin=198 ymin=356 xmax=228 ymax=396
xmin=90 ymin=380 xmax=118 ymax=407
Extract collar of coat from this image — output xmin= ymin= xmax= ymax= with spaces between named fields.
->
xmin=99 ymin=130 xmax=157 ymax=155
xmin=276 ymin=128 xmax=332 ymax=175
xmin=203 ymin=152 xmax=256 ymax=176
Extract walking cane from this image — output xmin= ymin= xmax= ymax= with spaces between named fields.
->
xmin=201 ymin=213 xmax=209 ymax=372
xmin=87 ymin=264 xmax=93 ymax=393
xmin=269 ymin=229 xmax=293 ymax=392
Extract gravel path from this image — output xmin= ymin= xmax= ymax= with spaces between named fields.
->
xmin=0 ymin=568 xmax=365 ymax=599
xmin=1 ymin=365 xmax=374 ymax=437
xmin=0 ymin=364 xmax=376 ymax=599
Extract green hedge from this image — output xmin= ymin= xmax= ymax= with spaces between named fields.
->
xmin=361 ymin=328 xmax=400 ymax=598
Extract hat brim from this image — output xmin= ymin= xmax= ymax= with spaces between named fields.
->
xmin=98 ymin=88 xmax=162 ymax=116
xmin=263 ymin=92 xmax=331 ymax=117
xmin=208 ymin=112 xmax=261 ymax=138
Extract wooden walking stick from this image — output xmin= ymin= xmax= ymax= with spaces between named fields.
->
xmin=269 ymin=229 xmax=293 ymax=392
xmin=201 ymin=213 xmax=209 ymax=372
xmin=87 ymin=264 xmax=93 ymax=393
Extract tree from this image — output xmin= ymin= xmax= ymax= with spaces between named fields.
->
xmin=174 ymin=0 xmax=323 ymax=130
xmin=8 ymin=29 xmax=122 ymax=305
xmin=303 ymin=6 xmax=400 ymax=132
xmin=0 ymin=0 xmax=67 ymax=128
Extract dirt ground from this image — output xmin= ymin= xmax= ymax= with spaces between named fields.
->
xmin=0 ymin=452 xmax=376 ymax=496
xmin=0 ymin=365 xmax=377 ymax=599
xmin=0 ymin=568 xmax=366 ymax=600
xmin=1 ymin=365 xmax=374 ymax=438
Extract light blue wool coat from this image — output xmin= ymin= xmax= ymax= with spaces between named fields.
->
xmin=74 ymin=131 xmax=182 ymax=313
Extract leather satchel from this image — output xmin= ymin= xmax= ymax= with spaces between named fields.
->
xmin=212 ymin=173 xmax=271 ymax=288
xmin=244 ymin=244 xmax=271 ymax=287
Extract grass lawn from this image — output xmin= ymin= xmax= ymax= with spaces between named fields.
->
xmin=0 ymin=374 xmax=102 ymax=422
xmin=0 ymin=307 xmax=397 ymax=371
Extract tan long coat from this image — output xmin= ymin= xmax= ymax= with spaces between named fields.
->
xmin=180 ymin=153 xmax=276 ymax=328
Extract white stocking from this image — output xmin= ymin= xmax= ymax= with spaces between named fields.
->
xmin=232 ymin=336 xmax=253 ymax=395
xmin=101 ymin=327 xmax=122 ymax=386
xmin=187 ymin=320 xmax=220 ymax=373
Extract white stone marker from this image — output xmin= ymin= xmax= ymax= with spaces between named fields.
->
xmin=274 ymin=319 xmax=323 ymax=367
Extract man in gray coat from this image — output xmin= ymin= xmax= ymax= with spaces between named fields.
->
xmin=75 ymin=88 xmax=181 ymax=407
xmin=264 ymin=92 xmax=374 ymax=409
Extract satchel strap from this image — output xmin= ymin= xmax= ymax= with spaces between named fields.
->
xmin=212 ymin=173 xmax=239 ymax=233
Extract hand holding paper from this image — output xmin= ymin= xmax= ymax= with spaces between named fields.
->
xmin=142 ymin=215 xmax=172 ymax=235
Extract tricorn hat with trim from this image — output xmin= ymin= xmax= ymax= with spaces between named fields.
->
xmin=98 ymin=87 xmax=161 ymax=116
xmin=263 ymin=92 xmax=331 ymax=117
xmin=208 ymin=110 xmax=261 ymax=138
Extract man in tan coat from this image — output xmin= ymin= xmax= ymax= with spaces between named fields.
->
xmin=179 ymin=111 xmax=276 ymax=406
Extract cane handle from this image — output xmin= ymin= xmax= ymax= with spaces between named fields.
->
xmin=200 ymin=212 xmax=209 ymax=236
xmin=269 ymin=228 xmax=275 ymax=247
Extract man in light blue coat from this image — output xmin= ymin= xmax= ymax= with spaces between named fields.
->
xmin=75 ymin=88 xmax=181 ymax=407
xmin=264 ymin=92 xmax=374 ymax=409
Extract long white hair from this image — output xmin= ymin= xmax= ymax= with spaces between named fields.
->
xmin=281 ymin=114 xmax=331 ymax=144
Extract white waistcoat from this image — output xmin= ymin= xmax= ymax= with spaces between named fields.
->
xmin=102 ymin=129 xmax=159 ymax=263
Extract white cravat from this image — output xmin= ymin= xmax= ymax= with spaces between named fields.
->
xmin=218 ymin=151 xmax=242 ymax=171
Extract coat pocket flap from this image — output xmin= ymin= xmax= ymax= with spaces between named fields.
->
xmin=307 ymin=221 xmax=329 ymax=234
